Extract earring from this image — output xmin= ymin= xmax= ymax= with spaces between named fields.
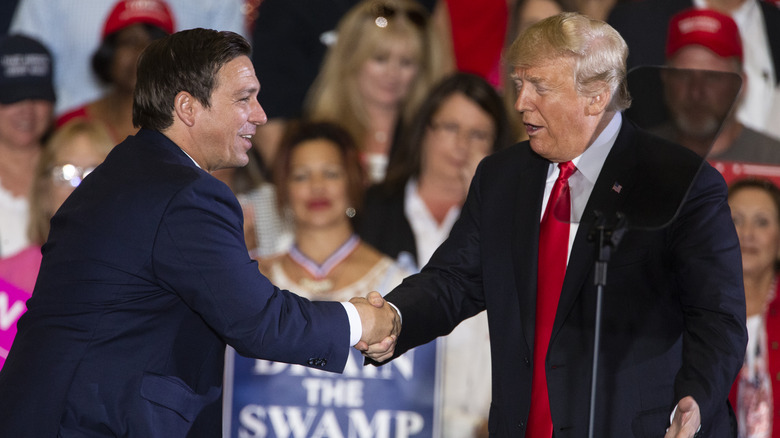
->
xmin=346 ymin=207 xmax=356 ymax=218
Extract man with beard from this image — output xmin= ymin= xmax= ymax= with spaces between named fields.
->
xmin=656 ymin=7 xmax=780 ymax=163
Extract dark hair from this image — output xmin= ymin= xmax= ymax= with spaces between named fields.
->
xmin=273 ymin=120 xmax=366 ymax=216
xmin=728 ymin=177 xmax=780 ymax=217
xmin=92 ymin=23 xmax=169 ymax=85
xmin=132 ymin=28 xmax=251 ymax=131
xmin=382 ymin=72 xmax=512 ymax=192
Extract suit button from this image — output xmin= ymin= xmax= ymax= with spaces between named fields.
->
xmin=518 ymin=420 xmax=525 ymax=429
xmin=524 ymin=356 xmax=530 ymax=367
xmin=307 ymin=358 xmax=327 ymax=367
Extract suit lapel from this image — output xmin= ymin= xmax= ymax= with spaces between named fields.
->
xmin=511 ymin=147 xmax=551 ymax=351
xmin=551 ymin=122 xmax=640 ymax=340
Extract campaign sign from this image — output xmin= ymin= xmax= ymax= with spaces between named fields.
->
xmin=710 ymin=160 xmax=780 ymax=187
xmin=0 ymin=278 xmax=29 ymax=369
xmin=224 ymin=340 xmax=440 ymax=438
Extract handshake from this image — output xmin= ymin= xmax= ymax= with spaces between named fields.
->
xmin=350 ymin=291 xmax=401 ymax=362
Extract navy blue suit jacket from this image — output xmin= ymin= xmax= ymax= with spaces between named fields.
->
xmin=382 ymin=119 xmax=747 ymax=437
xmin=0 ymin=129 xmax=351 ymax=437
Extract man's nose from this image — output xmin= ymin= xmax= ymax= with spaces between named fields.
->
xmin=250 ymin=98 xmax=268 ymax=126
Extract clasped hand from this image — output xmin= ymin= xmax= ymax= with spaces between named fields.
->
xmin=349 ymin=291 xmax=401 ymax=362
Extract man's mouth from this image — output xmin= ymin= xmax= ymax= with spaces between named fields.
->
xmin=525 ymin=123 xmax=542 ymax=134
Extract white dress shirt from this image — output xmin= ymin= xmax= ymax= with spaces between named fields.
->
xmin=540 ymin=111 xmax=622 ymax=264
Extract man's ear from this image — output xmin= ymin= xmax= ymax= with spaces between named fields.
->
xmin=173 ymin=91 xmax=198 ymax=127
xmin=586 ymin=86 xmax=611 ymax=116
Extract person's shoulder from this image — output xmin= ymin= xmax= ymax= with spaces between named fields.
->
xmin=760 ymin=0 xmax=780 ymax=21
xmin=107 ymin=131 xmax=222 ymax=197
xmin=481 ymin=140 xmax=536 ymax=170
xmin=55 ymin=106 xmax=89 ymax=128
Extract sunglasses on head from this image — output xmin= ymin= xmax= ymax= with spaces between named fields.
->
xmin=370 ymin=2 xmax=427 ymax=29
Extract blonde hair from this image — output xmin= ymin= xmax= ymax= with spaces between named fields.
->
xmin=506 ymin=12 xmax=631 ymax=112
xmin=28 ymin=120 xmax=114 ymax=245
xmin=305 ymin=0 xmax=451 ymax=150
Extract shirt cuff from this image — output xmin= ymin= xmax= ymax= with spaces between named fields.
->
xmin=387 ymin=301 xmax=402 ymax=323
xmin=341 ymin=302 xmax=362 ymax=347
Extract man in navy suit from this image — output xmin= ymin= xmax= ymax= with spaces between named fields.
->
xmin=364 ymin=13 xmax=747 ymax=438
xmin=0 ymin=28 xmax=399 ymax=437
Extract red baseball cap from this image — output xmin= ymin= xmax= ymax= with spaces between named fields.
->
xmin=666 ymin=8 xmax=743 ymax=62
xmin=102 ymin=0 xmax=175 ymax=39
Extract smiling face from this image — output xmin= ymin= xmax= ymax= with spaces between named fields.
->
xmin=422 ymin=92 xmax=495 ymax=184
xmin=191 ymin=55 xmax=267 ymax=171
xmin=287 ymin=139 xmax=351 ymax=231
xmin=0 ymin=99 xmax=53 ymax=149
xmin=512 ymin=57 xmax=601 ymax=162
xmin=356 ymin=36 xmax=420 ymax=111
xmin=729 ymin=186 xmax=780 ymax=279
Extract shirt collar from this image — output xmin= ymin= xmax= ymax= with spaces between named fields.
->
xmin=546 ymin=111 xmax=622 ymax=184
xmin=179 ymin=148 xmax=202 ymax=169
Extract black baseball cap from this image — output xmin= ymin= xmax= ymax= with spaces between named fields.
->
xmin=0 ymin=34 xmax=55 ymax=104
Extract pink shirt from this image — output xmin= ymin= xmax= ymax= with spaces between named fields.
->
xmin=0 ymin=245 xmax=42 ymax=294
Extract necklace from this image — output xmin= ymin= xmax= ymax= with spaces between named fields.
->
xmin=288 ymin=234 xmax=360 ymax=293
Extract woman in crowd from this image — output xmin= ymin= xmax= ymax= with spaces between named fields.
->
xmin=258 ymin=120 xmax=409 ymax=299
xmin=0 ymin=34 xmax=55 ymax=262
xmin=359 ymin=72 xmax=512 ymax=438
xmin=0 ymin=119 xmax=113 ymax=294
xmin=0 ymin=119 xmax=112 ymax=371
xmin=305 ymin=0 xmax=451 ymax=183
xmin=56 ymin=0 xmax=174 ymax=142
xmin=728 ymin=177 xmax=780 ymax=438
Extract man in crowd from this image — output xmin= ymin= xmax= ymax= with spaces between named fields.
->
xmin=0 ymin=28 xmax=398 ymax=437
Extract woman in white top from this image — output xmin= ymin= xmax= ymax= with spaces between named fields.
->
xmin=360 ymin=72 xmax=513 ymax=438
xmin=259 ymin=120 xmax=410 ymax=299
xmin=728 ymin=177 xmax=780 ymax=438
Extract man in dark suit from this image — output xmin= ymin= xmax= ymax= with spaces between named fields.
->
xmin=0 ymin=28 xmax=399 ymax=437
xmin=363 ymin=12 xmax=747 ymax=437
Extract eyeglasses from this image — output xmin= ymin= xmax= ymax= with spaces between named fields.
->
xmin=50 ymin=164 xmax=95 ymax=187
xmin=429 ymin=121 xmax=494 ymax=147
xmin=370 ymin=3 xmax=427 ymax=29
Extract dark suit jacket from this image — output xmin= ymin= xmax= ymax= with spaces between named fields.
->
xmin=382 ymin=119 xmax=747 ymax=437
xmin=0 ymin=129 xmax=351 ymax=437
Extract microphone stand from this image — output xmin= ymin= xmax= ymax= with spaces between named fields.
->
xmin=587 ymin=211 xmax=627 ymax=438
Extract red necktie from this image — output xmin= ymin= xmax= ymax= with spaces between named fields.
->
xmin=527 ymin=161 xmax=576 ymax=438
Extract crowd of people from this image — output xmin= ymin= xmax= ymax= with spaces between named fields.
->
xmin=1 ymin=0 xmax=779 ymax=437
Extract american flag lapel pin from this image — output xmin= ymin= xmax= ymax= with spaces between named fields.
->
xmin=611 ymin=182 xmax=622 ymax=193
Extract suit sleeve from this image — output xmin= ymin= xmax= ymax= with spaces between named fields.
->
xmin=151 ymin=176 xmax=352 ymax=373
xmin=669 ymin=164 xmax=747 ymax=424
xmin=384 ymin=161 xmax=488 ymax=356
